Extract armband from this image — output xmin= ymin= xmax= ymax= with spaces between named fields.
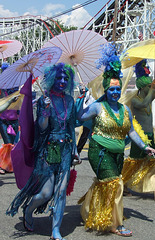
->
xmin=142 ymin=145 xmax=148 ymax=151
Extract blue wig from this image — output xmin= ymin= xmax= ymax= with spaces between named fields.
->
xmin=135 ymin=59 xmax=149 ymax=78
xmin=1 ymin=62 xmax=10 ymax=72
xmin=135 ymin=59 xmax=152 ymax=89
xmin=42 ymin=62 xmax=75 ymax=95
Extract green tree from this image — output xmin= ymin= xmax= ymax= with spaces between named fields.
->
xmin=48 ymin=19 xmax=78 ymax=34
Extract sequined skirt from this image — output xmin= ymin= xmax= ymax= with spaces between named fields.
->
xmin=88 ymin=138 xmax=124 ymax=180
xmin=122 ymin=156 xmax=155 ymax=192
xmin=122 ymin=132 xmax=155 ymax=192
xmin=79 ymin=177 xmax=123 ymax=232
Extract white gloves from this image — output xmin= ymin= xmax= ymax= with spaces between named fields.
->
xmin=83 ymin=91 xmax=95 ymax=109
xmin=44 ymin=96 xmax=51 ymax=105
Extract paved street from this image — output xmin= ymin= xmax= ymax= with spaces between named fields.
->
xmin=0 ymin=148 xmax=155 ymax=240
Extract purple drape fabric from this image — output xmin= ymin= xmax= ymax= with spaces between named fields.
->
xmin=11 ymin=74 xmax=35 ymax=189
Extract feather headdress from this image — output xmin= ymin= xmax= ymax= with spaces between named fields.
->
xmin=96 ymin=43 xmax=123 ymax=91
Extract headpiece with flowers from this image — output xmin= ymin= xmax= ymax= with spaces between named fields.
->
xmin=1 ymin=62 xmax=10 ymax=72
xmin=96 ymin=43 xmax=123 ymax=91
xmin=135 ymin=59 xmax=152 ymax=90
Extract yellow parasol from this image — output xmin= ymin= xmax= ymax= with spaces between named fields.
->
xmin=0 ymin=90 xmax=24 ymax=110
xmin=121 ymin=39 xmax=155 ymax=69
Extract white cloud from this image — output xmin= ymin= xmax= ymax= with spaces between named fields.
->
xmin=0 ymin=4 xmax=18 ymax=17
xmin=23 ymin=7 xmax=38 ymax=16
xmin=58 ymin=5 xmax=92 ymax=29
xmin=42 ymin=4 xmax=65 ymax=16
xmin=0 ymin=3 xmax=92 ymax=29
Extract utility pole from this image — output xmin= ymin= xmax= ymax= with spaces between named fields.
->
xmin=112 ymin=0 xmax=118 ymax=43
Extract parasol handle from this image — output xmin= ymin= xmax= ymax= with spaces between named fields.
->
xmin=154 ymin=60 xmax=155 ymax=79
xmin=31 ymin=72 xmax=45 ymax=97
xmin=121 ymin=67 xmax=133 ymax=95
xmin=73 ymin=64 xmax=83 ymax=84
xmin=70 ymin=56 xmax=83 ymax=84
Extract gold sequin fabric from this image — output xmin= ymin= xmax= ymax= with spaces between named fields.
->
xmin=122 ymin=156 xmax=155 ymax=186
xmin=85 ymin=177 xmax=120 ymax=231
xmin=93 ymin=104 xmax=131 ymax=140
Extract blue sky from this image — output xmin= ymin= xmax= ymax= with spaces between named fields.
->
xmin=0 ymin=0 xmax=108 ymax=28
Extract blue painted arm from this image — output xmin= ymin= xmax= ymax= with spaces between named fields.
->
xmin=37 ymin=96 xmax=50 ymax=132
xmin=77 ymin=100 xmax=101 ymax=122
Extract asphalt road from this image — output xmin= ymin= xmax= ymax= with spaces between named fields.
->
xmin=0 ymin=147 xmax=155 ymax=240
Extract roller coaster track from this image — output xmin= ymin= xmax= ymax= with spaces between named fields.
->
xmin=87 ymin=0 xmax=155 ymax=49
xmin=0 ymin=0 xmax=154 ymax=63
xmin=0 ymin=15 xmax=61 ymax=63
xmin=0 ymin=0 xmax=97 ymax=63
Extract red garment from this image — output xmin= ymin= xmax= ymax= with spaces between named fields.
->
xmin=0 ymin=143 xmax=14 ymax=172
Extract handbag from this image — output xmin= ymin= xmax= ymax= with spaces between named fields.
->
xmin=7 ymin=125 xmax=16 ymax=136
xmin=46 ymin=141 xmax=61 ymax=164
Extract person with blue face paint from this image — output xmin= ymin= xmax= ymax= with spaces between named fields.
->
xmin=106 ymin=85 xmax=121 ymax=103
xmin=77 ymin=43 xmax=155 ymax=237
xmin=122 ymin=59 xmax=155 ymax=194
xmin=6 ymin=63 xmax=81 ymax=240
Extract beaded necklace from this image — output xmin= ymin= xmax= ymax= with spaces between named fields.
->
xmin=50 ymin=93 xmax=67 ymax=130
xmin=103 ymin=100 xmax=124 ymax=126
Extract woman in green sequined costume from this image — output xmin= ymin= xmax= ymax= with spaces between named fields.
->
xmin=77 ymin=43 xmax=155 ymax=237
